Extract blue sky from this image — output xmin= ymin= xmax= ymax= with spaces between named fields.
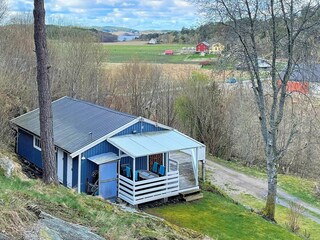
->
xmin=8 ymin=0 xmax=200 ymax=30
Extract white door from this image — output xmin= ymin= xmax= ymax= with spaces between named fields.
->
xmin=67 ymin=155 xmax=73 ymax=188
xmin=57 ymin=149 xmax=64 ymax=183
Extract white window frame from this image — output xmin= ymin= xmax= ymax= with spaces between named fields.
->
xmin=33 ymin=136 xmax=41 ymax=151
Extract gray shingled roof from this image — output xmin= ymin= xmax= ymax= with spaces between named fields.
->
xmin=280 ymin=64 xmax=320 ymax=82
xmin=11 ymin=97 xmax=136 ymax=153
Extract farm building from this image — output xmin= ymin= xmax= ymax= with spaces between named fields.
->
xmin=196 ymin=41 xmax=210 ymax=53
xmin=209 ymin=42 xmax=225 ymax=54
xmin=164 ymin=50 xmax=174 ymax=55
xmin=280 ymin=64 xmax=320 ymax=94
xmin=148 ymin=38 xmax=157 ymax=44
xmin=11 ymin=97 xmax=206 ymax=205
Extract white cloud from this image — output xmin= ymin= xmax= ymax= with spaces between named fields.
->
xmin=8 ymin=0 xmax=197 ymax=30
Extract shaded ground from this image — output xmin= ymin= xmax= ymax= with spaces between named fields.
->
xmin=206 ymin=160 xmax=320 ymax=224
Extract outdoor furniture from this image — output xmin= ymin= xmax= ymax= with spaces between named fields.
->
xmin=120 ymin=163 xmax=129 ymax=176
xmin=138 ymin=170 xmax=159 ymax=180
xmin=135 ymin=170 xmax=139 ymax=181
xmin=125 ymin=166 xmax=132 ymax=179
xmin=158 ymin=165 xmax=166 ymax=176
xmin=152 ymin=162 xmax=159 ymax=173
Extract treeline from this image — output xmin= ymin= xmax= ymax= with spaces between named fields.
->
xmin=47 ymin=25 xmax=118 ymax=42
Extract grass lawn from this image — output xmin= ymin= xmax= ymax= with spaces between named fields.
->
xmin=238 ymin=194 xmax=320 ymax=239
xmin=186 ymin=54 xmax=219 ymax=60
xmin=210 ymin=156 xmax=320 ymax=210
xmin=102 ymin=43 xmax=194 ymax=63
xmin=147 ymin=191 xmax=300 ymax=240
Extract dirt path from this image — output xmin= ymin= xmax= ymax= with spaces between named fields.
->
xmin=206 ymin=160 xmax=320 ymax=224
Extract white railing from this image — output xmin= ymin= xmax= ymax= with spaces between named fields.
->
xmin=118 ymin=171 xmax=179 ymax=205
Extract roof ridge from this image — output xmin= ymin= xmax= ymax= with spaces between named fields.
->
xmin=67 ymin=97 xmax=136 ymax=119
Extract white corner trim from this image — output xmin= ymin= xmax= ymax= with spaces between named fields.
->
xmin=140 ymin=117 xmax=172 ymax=130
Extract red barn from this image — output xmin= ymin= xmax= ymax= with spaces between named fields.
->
xmin=196 ymin=42 xmax=210 ymax=53
xmin=279 ymin=64 xmax=320 ymax=94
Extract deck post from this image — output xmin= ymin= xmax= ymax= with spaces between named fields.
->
xmin=202 ymin=160 xmax=205 ymax=182
xmin=195 ymin=148 xmax=199 ymax=186
xmin=133 ymin=157 xmax=136 ymax=204
xmin=77 ymin=154 xmax=81 ymax=193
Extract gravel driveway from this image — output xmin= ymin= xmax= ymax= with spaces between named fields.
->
xmin=206 ymin=160 xmax=320 ymax=224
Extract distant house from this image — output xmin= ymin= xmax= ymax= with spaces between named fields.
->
xmin=196 ymin=42 xmax=210 ymax=53
xmin=236 ymin=58 xmax=271 ymax=70
xmin=148 ymin=38 xmax=157 ymax=44
xmin=11 ymin=97 xmax=206 ymax=205
xmin=280 ymin=64 xmax=320 ymax=94
xmin=209 ymin=43 xmax=225 ymax=54
xmin=164 ymin=50 xmax=174 ymax=55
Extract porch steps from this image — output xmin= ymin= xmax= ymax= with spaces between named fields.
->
xmin=180 ymin=189 xmax=203 ymax=202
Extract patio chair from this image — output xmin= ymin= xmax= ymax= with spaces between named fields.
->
xmin=135 ymin=170 xmax=139 ymax=181
xmin=158 ymin=165 xmax=166 ymax=176
xmin=152 ymin=162 xmax=159 ymax=173
xmin=125 ymin=166 xmax=132 ymax=179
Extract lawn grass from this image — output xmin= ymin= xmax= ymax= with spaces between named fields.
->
xmin=102 ymin=43 xmax=194 ymax=63
xmin=238 ymin=194 xmax=320 ymax=239
xmin=209 ymin=156 xmax=320 ymax=210
xmin=0 ymin=168 xmax=197 ymax=239
xmin=147 ymin=191 xmax=300 ymax=240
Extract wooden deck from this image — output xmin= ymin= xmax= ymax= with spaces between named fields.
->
xmin=169 ymin=151 xmax=196 ymax=190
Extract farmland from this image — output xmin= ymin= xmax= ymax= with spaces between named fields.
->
xmin=102 ymin=42 xmax=195 ymax=64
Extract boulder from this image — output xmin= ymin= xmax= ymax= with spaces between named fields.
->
xmin=24 ymin=212 xmax=105 ymax=240
xmin=0 ymin=157 xmax=14 ymax=177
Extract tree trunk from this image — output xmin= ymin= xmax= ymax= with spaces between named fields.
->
xmin=33 ymin=0 xmax=57 ymax=184
xmin=264 ymin=156 xmax=277 ymax=221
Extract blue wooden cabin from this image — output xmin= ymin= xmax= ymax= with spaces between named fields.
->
xmin=11 ymin=97 xmax=206 ymax=205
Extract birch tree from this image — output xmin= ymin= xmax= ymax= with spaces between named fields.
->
xmin=33 ymin=0 xmax=57 ymax=184
xmin=191 ymin=0 xmax=320 ymax=220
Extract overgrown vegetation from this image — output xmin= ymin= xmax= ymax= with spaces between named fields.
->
xmin=0 ymin=156 xmax=200 ymax=239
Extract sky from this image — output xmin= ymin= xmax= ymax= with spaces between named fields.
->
xmin=8 ymin=0 xmax=201 ymax=31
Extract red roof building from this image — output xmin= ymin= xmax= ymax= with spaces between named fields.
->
xmin=164 ymin=50 xmax=174 ymax=55
xmin=196 ymin=41 xmax=210 ymax=53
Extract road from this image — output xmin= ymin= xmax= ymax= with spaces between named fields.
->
xmin=206 ymin=160 xmax=320 ymax=224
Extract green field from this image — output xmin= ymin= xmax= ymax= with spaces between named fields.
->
xmin=102 ymin=43 xmax=194 ymax=63
xmin=147 ymin=191 xmax=300 ymax=240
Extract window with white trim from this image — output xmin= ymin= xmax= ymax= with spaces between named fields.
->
xmin=34 ymin=136 xmax=41 ymax=151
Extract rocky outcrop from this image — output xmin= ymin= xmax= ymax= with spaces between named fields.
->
xmin=23 ymin=212 xmax=105 ymax=240
xmin=0 ymin=156 xmax=14 ymax=177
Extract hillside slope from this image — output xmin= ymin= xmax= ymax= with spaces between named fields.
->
xmin=0 ymin=150 xmax=203 ymax=240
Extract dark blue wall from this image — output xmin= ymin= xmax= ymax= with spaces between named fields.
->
xmin=120 ymin=156 xmax=147 ymax=171
xmin=115 ymin=122 xmax=165 ymax=136
xmin=80 ymin=140 xmax=118 ymax=192
xmin=17 ymin=129 xmax=42 ymax=168
xmin=72 ymin=156 xmax=79 ymax=188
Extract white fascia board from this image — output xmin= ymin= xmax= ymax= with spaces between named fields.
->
xmin=70 ymin=118 xmax=140 ymax=158
xmin=172 ymin=129 xmax=206 ymax=147
xmin=140 ymin=117 xmax=172 ymax=131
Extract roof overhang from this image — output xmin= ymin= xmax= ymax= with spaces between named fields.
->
xmin=87 ymin=152 xmax=119 ymax=165
xmin=107 ymin=130 xmax=203 ymax=158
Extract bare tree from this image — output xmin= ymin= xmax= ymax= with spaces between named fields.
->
xmin=33 ymin=0 xmax=57 ymax=184
xmin=192 ymin=0 xmax=320 ymax=220
xmin=0 ymin=0 xmax=7 ymax=22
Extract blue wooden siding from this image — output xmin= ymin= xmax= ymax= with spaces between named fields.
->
xmin=80 ymin=140 xmax=118 ymax=192
xmin=17 ymin=129 xmax=42 ymax=168
xmin=120 ymin=156 xmax=147 ymax=170
xmin=72 ymin=156 xmax=79 ymax=188
xmin=115 ymin=122 xmax=165 ymax=136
